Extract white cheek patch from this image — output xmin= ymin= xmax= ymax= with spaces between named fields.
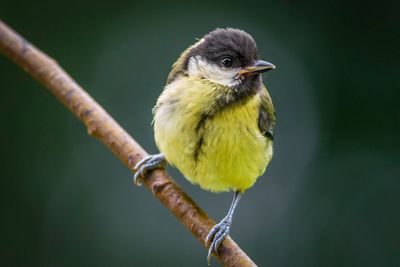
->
xmin=187 ymin=56 xmax=241 ymax=87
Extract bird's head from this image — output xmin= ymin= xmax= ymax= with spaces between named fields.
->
xmin=182 ymin=28 xmax=275 ymax=90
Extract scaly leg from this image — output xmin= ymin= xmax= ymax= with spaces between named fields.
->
xmin=133 ymin=153 xmax=166 ymax=186
xmin=206 ymin=191 xmax=242 ymax=264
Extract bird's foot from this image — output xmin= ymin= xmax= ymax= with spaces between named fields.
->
xmin=133 ymin=153 xmax=166 ymax=186
xmin=206 ymin=216 xmax=232 ymax=264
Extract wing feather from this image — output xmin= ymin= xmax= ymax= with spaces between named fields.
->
xmin=257 ymin=85 xmax=276 ymax=140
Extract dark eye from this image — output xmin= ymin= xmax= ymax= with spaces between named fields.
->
xmin=220 ymin=56 xmax=233 ymax=68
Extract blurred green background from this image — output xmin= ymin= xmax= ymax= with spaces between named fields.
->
xmin=1 ymin=0 xmax=399 ymax=266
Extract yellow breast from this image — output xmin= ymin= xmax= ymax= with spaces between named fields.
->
xmin=153 ymin=76 xmax=273 ymax=192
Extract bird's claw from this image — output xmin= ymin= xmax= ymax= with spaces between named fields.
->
xmin=133 ymin=153 xmax=166 ymax=186
xmin=206 ymin=217 xmax=232 ymax=265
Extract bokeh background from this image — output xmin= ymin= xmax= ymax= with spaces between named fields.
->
xmin=1 ymin=1 xmax=399 ymax=266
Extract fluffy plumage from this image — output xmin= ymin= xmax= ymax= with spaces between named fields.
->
xmin=130 ymin=28 xmax=279 ymax=262
xmin=153 ymin=28 xmax=275 ymax=192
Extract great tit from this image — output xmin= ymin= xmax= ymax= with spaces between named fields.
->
xmin=134 ymin=28 xmax=276 ymax=263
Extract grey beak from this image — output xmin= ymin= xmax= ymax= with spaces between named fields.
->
xmin=238 ymin=60 xmax=276 ymax=76
xmin=253 ymin=60 xmax=276 ymax=73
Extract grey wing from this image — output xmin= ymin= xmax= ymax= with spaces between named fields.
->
xmin=257 ymin=85 xmax=276 ymax=141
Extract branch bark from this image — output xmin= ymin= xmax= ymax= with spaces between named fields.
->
xmin=0 ymin=20 xmax=257 ymax=267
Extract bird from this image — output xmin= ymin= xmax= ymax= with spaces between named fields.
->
xmin=133 ymin=28 xmax=276 ymax=264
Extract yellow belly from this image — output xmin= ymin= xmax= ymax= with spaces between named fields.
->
xmin=153 ymin=77 xmax=273 ymax=192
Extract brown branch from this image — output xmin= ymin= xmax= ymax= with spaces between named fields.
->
xmin=0 ymin=20 xmax=257 ymax=267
